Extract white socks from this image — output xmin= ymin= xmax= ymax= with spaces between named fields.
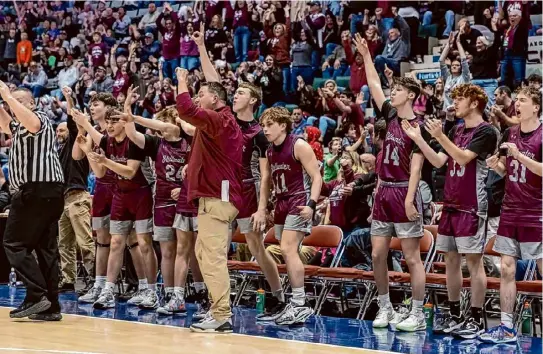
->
xmin=378 ymin=293 xmax=392 ymax=308
xmin=194 ymin=282 xmax=206 ymax=292
xmin=165 ymin=286 xmax=174 ymax=294
xmin=95 ymin=276 xmax=106 ymax=289
xmin=272 ymin=289 xmax=285 ymax=303
xmin=138 ymin=279 xmax=148 ymax=291
xmin=412 ymin=299 xmax=424 ymax=314
xmin=104 ymin=282 xmax=115 ymax=292
xmin=291 ymin=287 xmax=305 ymax=306
xmin=174 ymin=286 xmax=185 ymax=300
xmin=501 ymin=312 xmax=514 ymax=328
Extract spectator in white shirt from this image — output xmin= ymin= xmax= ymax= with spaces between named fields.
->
xmin=50 ymin=56 xmax=79 ymax=100
xmin=22 ymin=62 xmax=49 ymax=98
xmin=138 ymin=2 xmax=159 ymax=32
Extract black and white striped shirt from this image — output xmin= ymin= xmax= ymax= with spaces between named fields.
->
xmin=8 ymin=110 xmax=64 ymax=190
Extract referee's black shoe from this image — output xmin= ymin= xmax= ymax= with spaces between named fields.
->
xmin=10 ymin=296 xmax=51 ymax=318
xmin=29 ymin=308 xmax=62 ymax=321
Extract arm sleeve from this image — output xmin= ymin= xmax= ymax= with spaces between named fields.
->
xmin=143 ymin=134 xmax=160 ymax=160
xmin=466 ymin=125 xmax=499 ymax=159
xmin=499 ymin=128 xmax=510 ymax=146
xmin=439 ymin=125 xmax=458 ymax=155
xmin=67 ymin=114 xmax=78 ymax=140
xmin=99 ymin=134 xmax=108 ymax=153
xmin=254 ymin=130 xmax=270 ymax=158
xmin=413 ymin=124 xmax=432 ymax=154
xmin=128 ymin=140 xmax=146 ymax=162
xmin=175 ymin=92 xmax=223 ymax=137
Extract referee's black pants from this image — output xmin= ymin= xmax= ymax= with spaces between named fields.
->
xmin=3 ymin=182 xmax=64 ymax=311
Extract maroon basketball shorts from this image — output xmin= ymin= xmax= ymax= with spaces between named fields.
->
xmin=274 ymin=193 xmax=312 ymax=240
xmin=110 ymin=186 xmax=153 ymax=235
xmin=153 ymin=202 xmax=177 ymax=242
xmin=370 ymin=181 xmax=424 ymax=239
xmin=493 ymin=211 xmax=543 ymax=260
xmin=436 ymin=208 xmax=486 ymax=254
xmin=235 ymin=179 xmax=260 ymax=234
xmin=92 ymin=182 xmax=115 ymax=231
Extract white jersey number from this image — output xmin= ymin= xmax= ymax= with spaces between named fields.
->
xmin=509 ymin=160 xmax=527 ymax=183
xmin=165 ymin=164 xmax=183 ymax=182
xmin=449 ymin=161 xmax=466 ymax=177
xmin=383 ymin=145 xmax=400 ymax=166
xmin=274 ymin=173 xmax=288 ymax=194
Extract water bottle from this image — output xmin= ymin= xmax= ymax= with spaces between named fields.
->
xmin=423 ymin=303 xmax=434 ymax=327
xmin=256 ymin=289 xmax=265 ymax=314
xmin=521 ymin=302 xmax=533 ymax=336
xmin=8 ymin=267 xmax=16 ymax=287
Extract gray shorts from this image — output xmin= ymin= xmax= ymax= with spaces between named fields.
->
xmin=92 ymin=215 xmax=110 ymax=231
xmin=274 ymin=215 xmax=312 ymax=241
xmin=153 ymin=226 xmax=176 ymax=242
xmin=436 ymin=218 xmax=487 ymax=254
xmin=173 ymin=213 xmax=198 ymax=233
xmin=370 ymin=217 xmax=424 ymax=239
xmin=236 ymin=217 xmax=253 ymax=234
xmin=493 ymin=235 xmax=542 ymax=260
xmin=110 ymin=219 xmax=153 ymax=235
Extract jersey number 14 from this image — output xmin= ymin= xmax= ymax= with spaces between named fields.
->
xmin=383 ymin=145 xmax=400 ymax=166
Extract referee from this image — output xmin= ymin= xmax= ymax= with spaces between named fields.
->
xmin=0 ymin=84 xmax=65 ymax=321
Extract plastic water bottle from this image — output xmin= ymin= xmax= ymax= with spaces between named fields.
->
xmin=423 ymin=303 xmax=434 ymax=327
xmin=8 ymin=267 xmax=16 ymax=287
xmin=521 ymin=302 xmax=533 ymax=336
xmin=256 ymin=289 xmax=265 ymax=314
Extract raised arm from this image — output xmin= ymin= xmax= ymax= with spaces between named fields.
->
xmin=353 ymin=35 xmax=386 ymax=110
xmin=456 ymin=36 xmax=471 ymax=82
xmin=192 ymin=22 xmax=220 ymax=83
xmin=71 ymin=108 xmax=104 ymax=146
xmin=0 ymin=106 xmax=12 ymax=135
xmin=401 ymin=120 xmax=448 ymax=168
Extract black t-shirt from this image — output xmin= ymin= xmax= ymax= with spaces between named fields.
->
xmin=440 ymin=124 xmax=498 ymax=160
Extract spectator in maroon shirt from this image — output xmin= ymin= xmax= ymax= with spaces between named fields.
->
xmin=156 ymin=3 xmax=182 ymax=82
xmin=174 ymin=29 xmax=242 ymax=331
xmin=344 ymin=36 xmax=369 ymax=108
xmin=233 ymin=0 xmax=251 ymax=63
xmin=180 ymin=23 xmax=200 ymax=71
xmin=87 ymin=32 xmax=107 ymax=68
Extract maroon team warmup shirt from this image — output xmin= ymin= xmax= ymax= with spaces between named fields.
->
xmin=176 ymin=92 xmax=243 ymax=211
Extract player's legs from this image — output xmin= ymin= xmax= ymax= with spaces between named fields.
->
xmin=78 ymin=227 xmax=111 ymax=303
xmin=445 ymin=252 xmax=463 ymax=304
xmin=159 ymin=240 xmax=176 ymax=291
xmin=245 ymin=230 xmax=283 ymax=299
xmin=174 ymin=230 xmax=195 ymax=292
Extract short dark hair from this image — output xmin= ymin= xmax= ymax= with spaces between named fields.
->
xmin=90 ymin=93 xmax=117 ymax=107
xmin=201 ymin=82 xmax=228 ymax=102
xmin=528 ymin=74 xmax=542 ymax=85
xmin=393 ymin=76 xmax=421 ymax=102
xmin=496 ymin=85 xmax=512 ymax=97
xmin=374 ymin=119 xmax=387 ymax=141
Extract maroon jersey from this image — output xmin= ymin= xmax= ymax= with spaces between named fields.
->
xmin=267 ymin=134 xmax=311 ymax=200
xmin=442 ymin=122 xmax=497 ymax=215
xmin=88 ymin=42 xmax=107 ymax=67
xmin=239 ymin=120 xmax=268 ymax=183
xmin=99 ymin=135 xmax=148 ymax=192
xmin=378 ymin=101 xmax=428 ymax=182
xmin=501 ymin=124 xmax=543 ymax=227
xmin=93 ymin=126 xmax=116 ymax=185
xmin=143 ymin=135 xmax=190 ymax=208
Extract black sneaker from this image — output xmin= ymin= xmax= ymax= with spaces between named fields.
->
xmin=433 ymin=314 xmax=465 ymax=334
xmin=193 ymin=291 xmax=211 ymax=320
xmin=58 ymin=283 xmax=75 ymax=293
xmin=10 ymin=296 xmax=51 ymax=319
xmin=256 ymin=301 xmax=287 ymax=322
xmin=28 ymin=309 xmax=62 ymax=321
xmin=452 ymin=317 xmax=485 ymax=339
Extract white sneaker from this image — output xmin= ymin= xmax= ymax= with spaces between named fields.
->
xmin=157 ymin=292 xmax=187 ymax=316
xmin=275 ymin=302 xmax=313 ymax=326
xmin=190 ymin=316 xmax=233 ymax=333
xmin=93 ymin=289 xmax=115 ymax=309
xmin=139 ymin=289 xmax=160 ymax=309
xmin=389 ymin=307 xmax=410 ymax=331
xmin=396 ymin=311 xmax=427 ymax=332
xmin=373 ymin=305 xmax=396 ymax=328
xmin=126 ymin=289 xmax=147 ymax=306
xmin=78 ymin=285 xmax=102 ymax=303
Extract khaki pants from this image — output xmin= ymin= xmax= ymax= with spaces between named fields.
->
xmin=197 ymin=197 xmax=238 ymax=321
xmin=266 ymin=245 xmax=317 ymax=265
xmin=58 ymin=190 xmax=94 ymax=284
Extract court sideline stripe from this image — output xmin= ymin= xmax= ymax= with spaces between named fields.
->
xmin=0 ymin=306 xmax=394 ymax=354
xmin=0 ymin=348 xmax=103 ymax=354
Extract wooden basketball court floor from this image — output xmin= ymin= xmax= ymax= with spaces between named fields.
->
xmin=0 ymin=286 xmax=541 ymax=354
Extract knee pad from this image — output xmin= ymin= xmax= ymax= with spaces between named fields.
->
xmin=96 ymin=242 xmax=110 ymax=248
xmin=126 ymin=242 xmax=139 ymax=250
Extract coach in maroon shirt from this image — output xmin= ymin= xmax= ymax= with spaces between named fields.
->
xmin=175 ymin=39 xmax=242 ymax=332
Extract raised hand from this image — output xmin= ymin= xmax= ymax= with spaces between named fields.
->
xmin=191 ymin=22 xmax=205 ymax=46
xmin=61 ymin=86 xmax=73 ymax=99
xmin=401 ymin=119 xmax=422 ymax=141
xmin=424 ymin=118 xmax=443 ymax=139
xmin=88 ymin=151 xmax=106 ymax=164
xmin=176 ymin=67 xmax=189 ymax=83
xmin=71 ymin=108 xmax=90 ymax=126
xmin=0 ymin=80 xmax=10 ymax=100
xmin=384 ymin=64 xmax=393 ymax=80
xmin=353 ymin=33 xmax=369 ymax=57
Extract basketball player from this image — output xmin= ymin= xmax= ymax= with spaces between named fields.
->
xmin=480 ymin=87 xmax=542 ymax=344
xmin=72 ymin=94 xmax=147 ymax=304
xmin=259 ymin=107 xmax=322 ymax=325
xmin=116 ymin=87 xmax=200 ymax=313
xmin=72 ymin=108 xmax=156 ymax=309
xmin=354 ymin=34 xmax=428 ymax=331
xmin=229 ymin=82 xmax=285 ymax=320
xmin=401 ymin=83 xmax=498 ymax=338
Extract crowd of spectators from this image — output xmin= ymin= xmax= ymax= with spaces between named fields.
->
xmin=0 ymin=0 xmax=540 ymax=310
